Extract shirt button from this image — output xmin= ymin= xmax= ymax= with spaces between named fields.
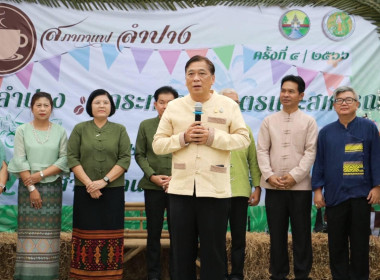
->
xmin=195 ymin=170 xmax=200 ymax=174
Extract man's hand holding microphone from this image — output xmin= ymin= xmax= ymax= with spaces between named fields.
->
xmin=184 ymin=102 xmax=209 ymax=145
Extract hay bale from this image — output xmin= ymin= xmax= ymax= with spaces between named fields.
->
xmin=369 ymin=236 xmax=380 ymax=280
xmin=0 ymin=233 xmax=17 ymax=280
xmin=60 ymin=233 xmax=72 ymax=280
xmin=1 ymin=232 xmax=380 ymax=280
xmin=239 ymin=233 xmax=380 ymax=280
xmin=239 ymin=232 xmax=271 ymax=279
xmin=309 ymin=233 xmax=331 ymax=280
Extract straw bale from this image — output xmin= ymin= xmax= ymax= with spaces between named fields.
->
xmin=369 ymin=236 xmax=380 ymax=280
xmin=0 ymin=233 xmax=16 ymax=280
xmin=239 ymin=233 xmax=380 ymax=280
xmin=236 ymin=232 xmax=271 ymax=279
xmin=1 ymin=232 xmax=380 ymax=280
xmin=309 ymin=233 xmax=331 ymax=280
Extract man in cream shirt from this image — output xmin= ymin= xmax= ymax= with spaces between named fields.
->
xmin=257 ymin=75 xmax=318 ymax=280
xmin=153 ymin=55 xmax=250 ymax=280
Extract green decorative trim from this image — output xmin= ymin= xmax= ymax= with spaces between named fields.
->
xmin=2 ymin=0 xmax=380 ymax=34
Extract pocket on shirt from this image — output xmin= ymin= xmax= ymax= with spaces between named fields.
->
xmin=210 ymin=165 xmax=228 ymax=194
xmin=208 ymin=117 xmax=227 ymax=125
xmin=173 ymin=163 xmax=186 ymax=170
xmin=210 ymin=165 xmax=227 ymax=173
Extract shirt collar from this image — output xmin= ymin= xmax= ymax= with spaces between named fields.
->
xmin=337 ymin=116 xmax=358 ymax=129
xmin=280 ymin=108 xmax=300 ymax=116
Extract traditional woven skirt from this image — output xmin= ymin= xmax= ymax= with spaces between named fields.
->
xmin=70 ymin=186 xmax=125 ymax=280
xmin=14 ymin=179 xmax=62 ymax=280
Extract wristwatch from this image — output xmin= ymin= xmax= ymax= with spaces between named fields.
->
xmin=40 ymin=171 xmax=44 ymax=178
xmin=0 ymin=183 xmax=6 ymax=192
xmin=103 ymin=176 xmax=110 ymax=184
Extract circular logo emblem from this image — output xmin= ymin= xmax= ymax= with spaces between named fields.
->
xmin=279 ymin=9 xmax=310 ymax=40
xmin=323 ymin=10 xmax=355 ymax=41
xmin=0 ymin=4 xmax=37 ymax=76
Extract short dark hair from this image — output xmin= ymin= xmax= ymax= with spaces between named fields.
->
xmin=86 ymin=89 xmax=116 ymax=117
xmin=31 ymin=92 xmax=53 ymax=110
xmin=281 ymin=75 xmax=305 ymax=94
xmin=153 ymin=86 xmax=179 ymax=101
xmin=185 ymin=55 xmax=215 ymax=75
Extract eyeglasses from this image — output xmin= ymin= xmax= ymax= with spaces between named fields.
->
xmin=334 ymin=97 xmax=357 ymax=105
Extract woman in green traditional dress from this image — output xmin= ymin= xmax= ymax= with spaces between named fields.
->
xmin=67 ymin=89 xmax=131 ymax=280
xmin=8 ymin=92 xmax=69 ymax=280
xmin=0 ymin=140 xmax=8 ymax=194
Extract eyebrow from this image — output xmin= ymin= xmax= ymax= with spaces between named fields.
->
xmin=187 ymin=68 xmax=208 ymax=72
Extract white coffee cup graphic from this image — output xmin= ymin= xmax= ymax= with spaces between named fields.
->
xmin=0 ymin=29 xmax=28 ymax=60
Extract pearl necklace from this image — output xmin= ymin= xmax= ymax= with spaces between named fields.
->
xmin=32 ymin=122 xmax=52 ymax=144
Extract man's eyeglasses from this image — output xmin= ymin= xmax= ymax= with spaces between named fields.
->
xmin=334 ymin=97 xmax=357 ymax=105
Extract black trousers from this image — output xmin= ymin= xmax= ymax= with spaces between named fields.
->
xmin=265 ymin=189 xmax=313 ymax=280
xmin=326 ymin=197 xmax=371 ymax=280
xmin=144 ymin=189 xmax=170 ymax=280
xmin=169 ymin=193 xmax=230 ymax=280
xmin=226 ymin=196 xmax=249 ymax=280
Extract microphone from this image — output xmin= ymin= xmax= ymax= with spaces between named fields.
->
xmin=194 ymin=102 xmax=203 ymax=122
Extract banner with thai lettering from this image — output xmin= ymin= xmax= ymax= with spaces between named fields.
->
xmin=0 ymin=3 xmax=379 ymax=231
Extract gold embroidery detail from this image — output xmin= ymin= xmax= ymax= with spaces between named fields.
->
xmin=343 ymin=161 xmax=364 ymax=176
xmin=345 ymin=143 xmax=363 ymax=153
xmin=94 ymin=246 xmax=101 ymax=264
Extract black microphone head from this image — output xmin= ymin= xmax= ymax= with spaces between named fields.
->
xmin=194 ymin=102 xmax=202 ymax=113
